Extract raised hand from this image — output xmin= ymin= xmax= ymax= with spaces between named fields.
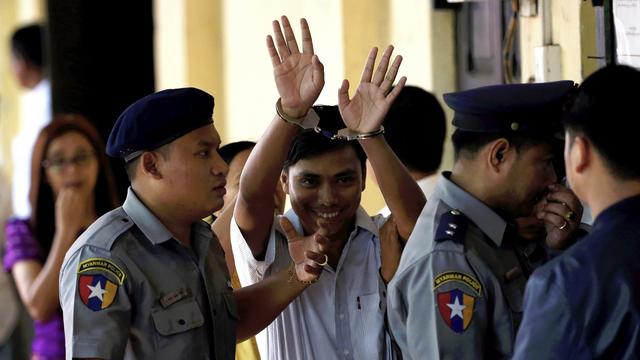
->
xmin=338 ymin=45 xmax=407 ymax=133
xmin=279 ymin=216 xmax=328 ymax=284
xmin=268 ymin=16 xmax=325 ymax=118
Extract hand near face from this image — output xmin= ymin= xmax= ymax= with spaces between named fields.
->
xmin=268 ymin=16 xmax=325 ymax=118
xmin=280 ymin=216 xmax=329 ymax=283
xmin=537 ymin=183 xmax=584 ymax=250
xmin=338 ymin=46 xmax=407 ymax=133
xmin=55 ymin=187 xmax=89 ymax=243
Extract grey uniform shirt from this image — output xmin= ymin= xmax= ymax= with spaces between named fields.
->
xmin=59 ymin=188 xmax=237 ymax=360
xmin=387 ymin=172 xmax=528 ymax=359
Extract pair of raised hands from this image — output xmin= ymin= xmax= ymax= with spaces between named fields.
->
xmin=270 ymin=15 xmax=407 ymax=283
xmin=269 ymin=16 xmax=407 ymax=135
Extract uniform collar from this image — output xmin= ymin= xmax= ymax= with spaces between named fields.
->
xmin=434 ymin=171 xmax=508 ymax=246
xmin=283 ymin=206 xmax=379 ymax=238
xmin=123 ymin=187 xmax=173 ymax=245
xmin=592 ymin=194 xmax=640 ymax=232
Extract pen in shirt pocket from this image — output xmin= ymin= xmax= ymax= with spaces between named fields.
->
xmin=357 ymin=296 xmax=361 ymax=310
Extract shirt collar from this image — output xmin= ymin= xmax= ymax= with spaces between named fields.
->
xmin=123 ymin=187 xmax=173 ymax=245
xmin=434 ymin=171 xmax=508 ymax=246
xmin=592 ymin=194 xmax=640 ymax=232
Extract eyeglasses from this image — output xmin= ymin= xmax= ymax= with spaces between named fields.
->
xmin=42 ymin=152 xmax=95 ymax=171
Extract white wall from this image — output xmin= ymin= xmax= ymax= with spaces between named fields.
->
xmin=221 ymin=0 xmax=345 ymax=143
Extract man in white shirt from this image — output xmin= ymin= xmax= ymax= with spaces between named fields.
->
xmin=231 ymin=16 xmax=425 ymax=359
xmin=9 ymin=24 xmax=51 ymax=218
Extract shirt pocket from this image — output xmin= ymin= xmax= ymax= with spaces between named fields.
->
xmin=151 ymin=298 xmax=204 ymax=349
xmin=354 ymin=292 xmax=384 ymax=360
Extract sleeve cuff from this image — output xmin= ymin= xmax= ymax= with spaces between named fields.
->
xmin=71 ymin=337 xmax=124 ymax=359
xmin=3 ymin=218 xmax=42 ymax=271
xmin=230 ymin=214 xmax=278 ymax=286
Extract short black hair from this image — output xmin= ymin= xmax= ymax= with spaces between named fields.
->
xmin=383 ymin=86 xmax=446 ymax=173
xmin=564 ymin=65 xmax=640 ymax=180
xmin=283 ymin=105 xmax=366 ymax=173
xmin=452 ymin=129 xmax=556 ymax=161
xmin=11 ymin=24 xmax=45 ymax=68
xmin=123 ymin=143 xmax=171 ymax=182
xmin=219 ymin=141 xmax=256 ymax=165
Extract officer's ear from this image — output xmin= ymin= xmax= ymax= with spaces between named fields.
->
xmin=140 ymin=151 xmax=163 ymax=179
xmin=487 ymin=138 xmax=511 ymax=173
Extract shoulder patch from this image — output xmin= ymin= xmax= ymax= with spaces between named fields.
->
xmin=433 ymin=271 xmax=482 ymax=296
xmin=435 ymin=209 xmax=468 ymax=243
xmin=437 ymin=288 xmax=476 ymax=333
xmin=78 ymin=274 xmax=119 ymax=311
xmin=77 ymin=257 xmax=126 ymax=285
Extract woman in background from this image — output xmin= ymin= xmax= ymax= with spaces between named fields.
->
xmin=3 ymin=114 xmax=119 ymax=360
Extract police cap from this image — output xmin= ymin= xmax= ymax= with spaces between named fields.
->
xmin=107 ymin=87 xmax=214 ymax=161
xmin=443 ymin=81 xmax=575 ymax=135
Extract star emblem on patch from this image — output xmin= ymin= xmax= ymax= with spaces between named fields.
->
xmin=437 ymin=289 xmax=476 ymax=333
xmin=78 ymin=274 xmax=118 ymax=311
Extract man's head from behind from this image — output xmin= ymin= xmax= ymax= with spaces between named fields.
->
xmin=10 ymin=24 xmax=45 ymax=89
xmin=445 ymin=81 xmax=575 ymax=218
xmin=281 ymin=105 xmax=366 ymax=239
xmin=563 ymin=65 xmax=640 ymax=206
xmin=108 ymin=88 xmax=228 ymax=221
xmin=381 ymin=85 xmax=446 ymax=178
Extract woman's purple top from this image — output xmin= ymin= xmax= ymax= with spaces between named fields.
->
xmin=3 ymin=218 xmax=65 ymax=360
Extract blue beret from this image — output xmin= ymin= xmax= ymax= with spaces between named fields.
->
xmin=107 ymin=87 xmax=214 ymax=161
xmin=443 ymin=81 xmax=575 ymax=134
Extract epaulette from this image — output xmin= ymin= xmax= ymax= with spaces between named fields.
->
xmin=77 ymin=208 xmax=134 ymax=251
xmin=435 ymin=209 xmax=468 ymax=243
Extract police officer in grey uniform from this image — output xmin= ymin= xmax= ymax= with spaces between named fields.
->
xmin=386 ymin=81 xmax=584 ymax=359
xmin=59 ymin=88 xmax=328 ymax=359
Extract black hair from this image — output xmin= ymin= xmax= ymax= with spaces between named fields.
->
xmin=452 ymin=129 xmax=556 ymax=161
xmin=124 ymin=143 xmax=172 ymax=182
xmin=383 ymin=86 xmax=446 ymax=173
xmin=219 ymin=141 xmax=256 ymax=165
xmin=11 ymin=24 xmax=45 ymax=68
xmin=564 ymin=65 xmax=640 ymax=180
xmin=283 ymin=105 xmax=367 ymax=173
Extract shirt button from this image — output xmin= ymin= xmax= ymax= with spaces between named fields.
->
xmin=339 ymin=313 xmax=344 ymax=319
xmin=343 ymin=350 xmax=350 ymax=356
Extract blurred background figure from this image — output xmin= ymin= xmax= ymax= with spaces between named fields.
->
xmin=373 ymin=85 xmax=446 ymax=216
xmin=9 ymin=24 xmax=52 ymax=219
xmin=371 ymin=86 xmax=446 ymax=286
xmin=3 ymin=115 xmax=119 ymax=360
xmin=211 ymin=140 xmax=285 ymax=360
xmin=0 ymin=170 xmax=27 ymax=360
